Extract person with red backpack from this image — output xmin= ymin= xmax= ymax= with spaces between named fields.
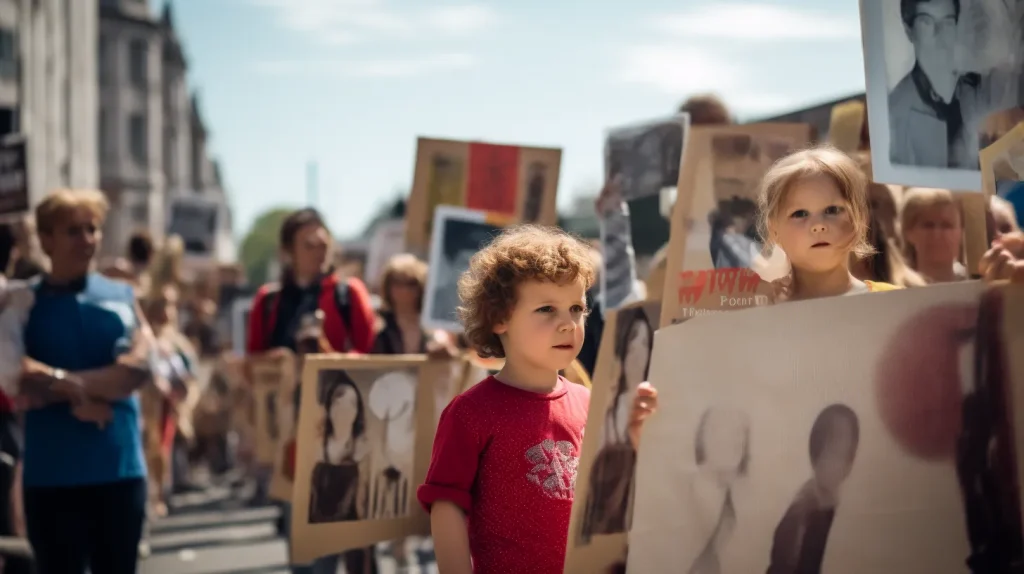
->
xmin=246 ymin=208 xmax=378 ymax=574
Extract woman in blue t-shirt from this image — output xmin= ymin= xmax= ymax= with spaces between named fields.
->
xmin=17 ymin=189 xmax=157 ymax=574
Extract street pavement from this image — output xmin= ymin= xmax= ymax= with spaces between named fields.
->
xmin=141 ymin=476 xmax=438 ymax=574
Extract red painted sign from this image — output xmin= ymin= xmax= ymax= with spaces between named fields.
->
xmin=677 ymin=268 xmax=762 ymax=305
xmin=467 ymin=142 xmax=520 ymax=215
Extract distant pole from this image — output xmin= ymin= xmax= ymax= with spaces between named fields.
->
xmin=306 ymin=160 xmax=318 ymax=208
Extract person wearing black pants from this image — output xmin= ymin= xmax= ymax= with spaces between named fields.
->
xmin=0 ymin=408 xmax=31 ymax=574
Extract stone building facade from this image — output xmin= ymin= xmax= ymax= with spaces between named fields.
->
xmin=98 ymin=0 xmax=234 ymax=261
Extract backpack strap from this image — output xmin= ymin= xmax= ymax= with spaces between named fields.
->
xmin=333 ymin=279 xmax=353 ymax=351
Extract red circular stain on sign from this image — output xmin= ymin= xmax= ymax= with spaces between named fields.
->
xmin=874 ymin=303 xmax=978 ymax=461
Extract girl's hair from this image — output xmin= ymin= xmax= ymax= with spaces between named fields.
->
xmin=606 ymin=306 xmax=654 ymax=442
xmin=757 ymin=145 xmax=874 ymax=260
xmin=320 ymin=370 xmax=366 ymax=459
xmin=899 ymin=187 xmax=963 ymax=268
xmin=379 ymin=253 xmax=428 ymax=312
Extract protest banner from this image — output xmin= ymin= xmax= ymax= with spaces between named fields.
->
xmin=631 ymin=282 xmax=1024 ymax=573
xmin=290 ymin=354 xmax=452 ymax=563
xmin=405 ymin=137 xmax=561 ymax=253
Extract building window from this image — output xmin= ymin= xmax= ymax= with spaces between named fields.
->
xmin=0 ymin=108 xmax=16 ymax=136
xmin=0 ymin=29 xmax=16 ymax=80
xmin=98 ymin=109 xmax=110 ymax=160
xmin=129 ymin=113 xmax=146 ymax=164
xmin=129 ymin=39 xmax=147 ymax=88
xmin=98 ymin=36 xmax=112 ymax=85
xmin=131 ymin=202 xmax=148 ymax=224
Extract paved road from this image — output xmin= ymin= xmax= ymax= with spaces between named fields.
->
xmin=141 ymin=480 xmax=438 ymax=574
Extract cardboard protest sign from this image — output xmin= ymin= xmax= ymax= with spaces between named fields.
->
xmin=660 ymin=124 xmax=813 ymax=327
xmin=167 ymin=196 xmax=220 ymax=257
xmin=564 ymin=300 xmax=661 ymax=574
xmin=364 ymin=219 xmax=406 ymax=291
xmin=405 ymin=137 xmax=560 ymax=253
xmin=981 ymin=120 xmax=1024 ymax=240
xmin=630 ymin=282 xmax=1024 ymax=572
xmin=0 ymin=136 xmax=28 ymax=217
xmin=290 ymin=355 xmax=453 ymax=563
xmin=859 ymin=0 xmax=1024 ymax=190
xmin=605 ymin=114 xmax=689 ymax=201
xmin=421 ymin=206 xmax=504 ymax=333
xmin=250 ymin=351 xmax=296 ymax=466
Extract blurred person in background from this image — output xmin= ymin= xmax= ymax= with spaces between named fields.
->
xmin=126 ymin=229 xmax=156 ymax=295
xmin=245 ymin=207 xmax=377 ymax=574
xmin=373 ymin=254 xmax=430 ymax=355
xmin=900 ymin=187 xmax=969 ymax=282
xmin=17 ymin=189 xmax=156 ymax=574
xmin=991 ymin=195 xmax=1020 ymax=239
xmin=5 ymin=217 xmax=45 ymax=281
xmin=0 ymin=265 xmax=30 ymax=574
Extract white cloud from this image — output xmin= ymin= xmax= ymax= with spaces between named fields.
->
xmin=425 ymin=5 xmax=499 ymax=34
xmin=614 ymin=44 xmax=797 ymax=115
xmin=251 ymin=53 xmax=478 ymax=77
xmin=252 ymin=0 xmax=497 ymax=45
xmin=652 ymin=4 xmax=861 ymax=41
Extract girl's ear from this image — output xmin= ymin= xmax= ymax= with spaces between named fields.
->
xmin=493 ymin=321 xmax=508 ymax=336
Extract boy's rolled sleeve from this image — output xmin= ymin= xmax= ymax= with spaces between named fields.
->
xmin=417 ymin=396 xmax=482 ymax=515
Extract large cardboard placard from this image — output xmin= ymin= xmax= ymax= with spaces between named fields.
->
xmin=269 ymin=350 xmax=303 ymax=502
xmin=859 ymin=0 xmax=1024 ymax=190
xmin=250 ymin=352 xmax=296 ymax=466
xmin=564 ymin=301 xmax=661 ymax=574
xmin=660 ymin=123 xmax=813 ymax=327
xmin=630 ymin=282 xmax=1024 ymax=572
xmin=405 ymin=137 xmax=561 ymax=253
xmin=290 ymin=355 xmax=450 ymax=563
xmin=421 ymin=205 xmax=504 ymax=333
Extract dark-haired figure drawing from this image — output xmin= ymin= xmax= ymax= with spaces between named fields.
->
xmin=581 ymin=306 xmax=654 ymax=540
xmin=430 ymin=220 xmax=499 ymax=326
xmin=310 ymin=371 xmax=368 ymax=524
xmin=767 ymin=404 xmax=860 ymax=574
xmin=684 ymin=406 xmax=751 ymax=574
xmin=708 ymin=197 xmax=762 ymax=269
xmin=956 ymin=291 xmax=1024 ymax=572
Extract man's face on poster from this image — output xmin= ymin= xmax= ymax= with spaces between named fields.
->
xmin=905 ymin=0 xmax=960 ymax=102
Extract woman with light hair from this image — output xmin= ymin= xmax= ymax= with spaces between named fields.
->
xmin=17 ymin=188 xmax=158 ymax=573
xmin=900 ymin=187 xmax=969 ymax=283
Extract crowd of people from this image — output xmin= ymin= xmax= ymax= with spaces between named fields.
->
xmin=0 ymin=93 xmax=1021 ymax=574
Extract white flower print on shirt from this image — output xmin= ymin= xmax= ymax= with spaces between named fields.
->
xmin=525 ymin=439 xmax=578 ymax=499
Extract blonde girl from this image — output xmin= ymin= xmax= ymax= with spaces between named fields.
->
xmin=900 ymin=187 xmax=967 ymax=284
xmin=757 ymin=145 xmax=899 ymax=301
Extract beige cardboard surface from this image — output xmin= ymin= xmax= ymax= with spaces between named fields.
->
xmin=660 ymin=123 xmax=813 ymax=327
xmin=564 ymin=301 xmax=661 ymax=574
xmin=405 ymin=137 xmax=561 ymax=253
xmin=251 ymin=352 xmax=296 ymax=466
xmin=630 ymin=282 xmax=1024 ymax=572
xmin=290 ymin=354 xmax=452 ymax=563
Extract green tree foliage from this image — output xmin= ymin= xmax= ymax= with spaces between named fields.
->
xmin=239 ymin=207 xmax=292 ymax=286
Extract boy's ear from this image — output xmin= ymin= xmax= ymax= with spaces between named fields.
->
xmin=492 ymin=321 xmax=508 ymax=336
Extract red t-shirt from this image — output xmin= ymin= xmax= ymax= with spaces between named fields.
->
xmin=417 ymin=376 xmax=589 ymax=574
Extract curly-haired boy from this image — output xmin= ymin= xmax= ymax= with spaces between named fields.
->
xmin=417 ymin=225 xmax=657 ymax=574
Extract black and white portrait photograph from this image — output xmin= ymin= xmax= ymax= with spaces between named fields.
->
xmin=307 ymin=368 xmax=417 ymax=525
xmin=564 ymin=301 xmax=661 ymax=574
xmin=167 ymin=197 xmax=220 ymax=255
xmin=629 ymin=281 xmax=1024 ymax=573
xmin=422 ymin=205 xmax=502 ymax=332
xmin=605 ymin=114 xmax=690 ymax=202
xmin=581 ymin=304 xmax=656 ymax=541
xmin=861 ymin=0 xmax=1024 ymax=189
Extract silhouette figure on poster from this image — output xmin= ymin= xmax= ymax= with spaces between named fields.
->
xmin=309 ymin=371 xmax=369 ymax=523
xmin=581 ymin=307 xmax=654 ymax=540
xmin=523 ymin=162 xmax=546 ymax=223
xmin=956 ymin=291 xmax=1024 ymax=573
xmin=685 ymin=406 xmax=751 ymax=574
xmin=767 ymin=404 xmax=860 ymax=574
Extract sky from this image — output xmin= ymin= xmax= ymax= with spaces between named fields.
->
xmin=162 ymin=0 xmax=867 ymax=240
